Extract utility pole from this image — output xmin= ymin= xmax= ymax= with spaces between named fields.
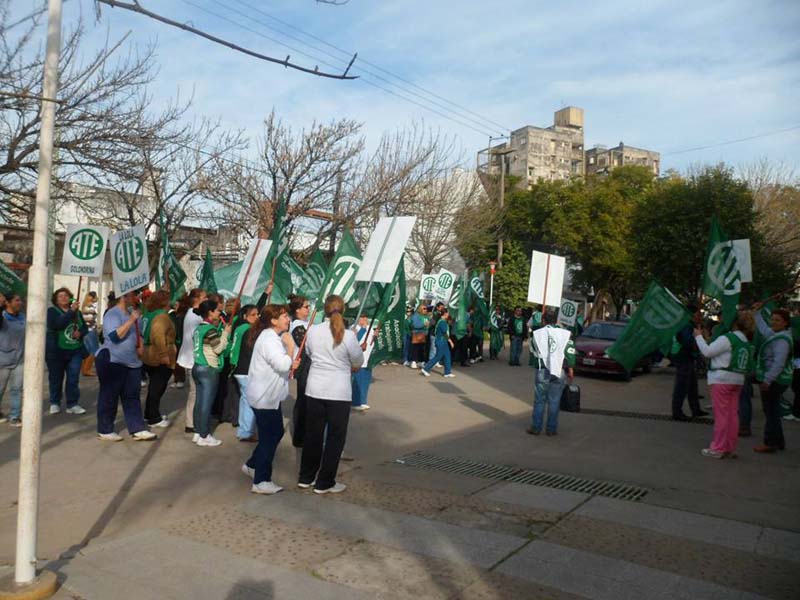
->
xmin=329 ymin=174 xmax=342 ymax=255
xmin=11 ymin=0 xmax=62 ymax=593
xmin=490 ymin=145 xmax=513 ymax=268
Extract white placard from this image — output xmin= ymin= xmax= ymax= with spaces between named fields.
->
xmin=355 ymin=216 xmax=416 ymax=284
xmin=527 ymin=251 xmax=566 ymax=308
xmin=558 ymin=299 xmax=579 ymax=327
xmin=732 ymin=239 xmax=752 ymax=283
xmin=418 ymin=273 xmax=437 ymax=300
xmin=433 ymin=269 xmax=456 ymax=304
xmin=61 ymin=224 xmax=109 ymax=278
xmin=110 ymin=224 xmax=150 ymax=296
xmin=234 ymin=238 xmax=273 ymax=299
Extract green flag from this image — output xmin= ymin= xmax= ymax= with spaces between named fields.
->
xmin=315 ymin=229 xmax=362 ymax=312
xmin=452 ymin=276 xmax=470 ymax=340
xmin=299 ymin=249 xmax=327 ymax=301
xmin=489 ymin=310 xmax=504 ymax=356
xmin=0 ymin=257 xmax=26 ymax=297
xmin=214 ymin=260 xmax=268 ymax=305
xmin=369 ymin=259 xmax=407 ymax=367
xmin=468 ymin=271 xmax=490 ymax=332
xmin=702 ymin=215 xmax=741 ymax=331
xmin=606 ymin=281 xmax=691 ymax=372
xmin=155 ymin=211 xmax=187 ymax=302
xmin=197 ymin=248 xmax=218 ymax=294
xmin=271 ymin=251 xmax=305 ymax=304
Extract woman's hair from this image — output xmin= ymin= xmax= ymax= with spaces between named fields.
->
xmin=734 ymin=311 xmax=756 ymax=341
xmin=188 ymin=288 xmax=205 ymax=306
xmin=236 ymin=304 xmax=258 ymax=324
xmin=146 ymin=290 xmax=171 ymax=313
xmin=324 ymin=295 xmax=346 ymax=346
xmin=416 ymin=304 xmax=427 ymax=314
xmin=175 ymin=293 xmax=192 ymax=316
xmin=51 ymin=287 xmax=72 ymax=306
xmin=287 ymin=294 xmax=308 ymax=319
xmin=246 ymin=304 xmax=288 ymax=347
xmin=194 ymin=299 xmax=219 ymax=320
xmin=224 ymin=297 xmax=238 ymax=316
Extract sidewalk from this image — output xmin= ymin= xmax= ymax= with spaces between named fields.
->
xmin=0 ymin=353 xmax=798 ymax=598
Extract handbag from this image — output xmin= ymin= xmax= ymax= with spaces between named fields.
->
xmin=411 ymin=332 xmax=427 ymax=344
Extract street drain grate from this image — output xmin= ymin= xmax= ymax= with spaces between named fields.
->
xmin=579 ymin=408 xmax=713 ymax=425
xmin=394 ymin=452 xmax=649 ymax=502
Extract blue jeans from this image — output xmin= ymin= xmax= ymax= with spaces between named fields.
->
xmin=531 ymin=368 xmax=565 ymax=434
xmin=510 ymin=337 xmax=523 ymax=365
xmin=234 ymin=374 xmax=255 ymax=439
xmin=424 ymin=338 xmax=452 ymax=375
xmin=0 ymin=361 xmax=24 ymax=420
xmin=246 ymin=405 xmax=284 ymax=484
xmin=738 ymin=377 xmax=753 ymax=429
xmin=95 ymin=349 xmax=146 ymax=435
xmin=192 ymin=365 xmax=219 ymax=438
xmin=46 ymin=352 xmax=83 ymax=408
xmin=402 ymin=334 xmax=411 ymax=363
xmin=351 ymin=368 xmax=372 ymax=406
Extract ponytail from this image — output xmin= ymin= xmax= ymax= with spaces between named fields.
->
xmin=324 ymin=295 xmax=346 ymax=346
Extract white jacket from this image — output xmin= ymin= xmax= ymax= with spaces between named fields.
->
xmin=247 ymin=329 xmax=293 ymax=410
xmin=305 ymin=324 xmax=364 ymax=401
xmin=176 ymin=310 xmax=203 ymax=369
xmin=695 ymin=331 xmax=747 ymax=386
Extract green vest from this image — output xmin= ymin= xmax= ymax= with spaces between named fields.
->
xmin=710 ymin=333 xmax=755 ymax=375
xmin=193 ymin=323 xmax=216 ymax=370
xmin=228 ymin=323 xmax=251 ymax=368
xmin=141 ymin=309 xmax=166 ymax=346
xmin=756 ymin=331 xmax=793 ymax=385
xmin=513 ymin=317 xmax=524 ymax=336
xmin=56 ymin=308 xmax=84 ymax=351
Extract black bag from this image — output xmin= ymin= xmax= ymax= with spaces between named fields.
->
xmin=560 ymin=384 xmax=580 ymax=412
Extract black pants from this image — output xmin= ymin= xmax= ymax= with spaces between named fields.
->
xmin=671 ymin=360 xmax=700 ymax=417
xmin=411 ymin=343 xmax=426 ymax=363
xmin=455 ymin=336 xmax=469 ymax=365
xmin=468 ymin=334 xmax=481 ymax=360
xmin=144 ymin=364 xmax=173 ymax=425
xmin=292 ymin=366 xmax=309 ymax=448
xmin=792 ymin=369 xmax=800 ymax=418
xmin=246 ymin=406 xmax=284 ymax=484
xmin=761 ymin=382 xmax=788 ymax=449
xmin=298 ymin=396 xmax=350 ymax=490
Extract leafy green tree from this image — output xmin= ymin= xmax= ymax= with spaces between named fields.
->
xmin=493 ymin=239 xmax=529 ymax=309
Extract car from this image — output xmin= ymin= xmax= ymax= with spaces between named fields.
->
xmin=574 ymin=321 xmax=652 ymax=380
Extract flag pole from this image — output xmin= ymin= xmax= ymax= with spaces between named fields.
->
xmin=266 ymin=254 xmax=278 ymax=304
xmin=237 ymin=239 xmax=263 ymax=302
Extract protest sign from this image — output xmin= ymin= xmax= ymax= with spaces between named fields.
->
xmin=418 ymin=273 xmax=437 ymax=300
xmin=61 ymin=224 xmax=109 ymax=278
xmin=433 ymin=269 xmax=456 ymax=304
xmin=527 ymin=251 xmax=566 ymax=308
xmin=234 ymin=238 xmax=272 ymax=299
xmin=355 ymin=216 xmax=415 ymax=284
xmin=558 ymin=299 xmax=579 ymax=327
xmin=110 ymin=224 xmax=149 ymax=296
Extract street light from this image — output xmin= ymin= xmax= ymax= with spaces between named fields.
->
xmin=488 ymin=261 xmax=497 ymax=307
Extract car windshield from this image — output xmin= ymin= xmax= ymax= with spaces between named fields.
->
xmin=581 ymin=322 xmax=624 ymax=341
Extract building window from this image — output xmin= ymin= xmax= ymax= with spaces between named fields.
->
xmin=589 ymin=156 xmax=595 ymax=165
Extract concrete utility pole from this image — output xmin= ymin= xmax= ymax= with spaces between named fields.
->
xmin=11 ymin=0 xmax=63 ymax=594
xmin=491 ymin=146 xmax=513 ymax=268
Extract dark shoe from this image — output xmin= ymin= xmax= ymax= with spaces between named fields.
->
xmin=698 ymin=395 xmax=705 ymax=400
xmin=546 ymin=431 xmax=558 ymax=436
xmin=738 ymin=427 xmax=751 ymax=437
xmin=692 ymin=410 xmax=710 ymax=417
xmin=525 ymin=427 xmax=540 ymax=435
xmin=753 ymin=444 xmax=777 ymax=454
xmin=340 ymin=453 xmax=355 ymax=462
xmin=238 ymin=435 xmax=258 ymax=443
xmin=672 ymin=414 xmax=690 ymax=422
xmin=184 ymin=426 xmax=195 ymax=434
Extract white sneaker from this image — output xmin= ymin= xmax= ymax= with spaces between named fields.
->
xmin=361 ymin=404 xmax=370 ymax=410
xmin=241 ymin=464 xmax=255 ymax=478
xmin=403 ymin=361 xmax=410 ymax=367
xmin=410 ymin=361 xmax=418 ymax=369
xmin=252 ymin=481 xmax=283 ymax=495
xmin=97 ymin=432 xmax=123 ymax=442
xmin=66 ymin=405 xmax=86 ymax=415
xmin=352 ymin=405 xmax=369 ymax=412
xmin=420 ymin=369 xmax=430 ymax=377
xmin=469 ymin=358 xmax=476 ymax=364
xmin=297 ymin=480 xmax=316 ymax=489
xmin=783 ymin=415 xmax=798 ymax=422
xmin=444 ymin=373 xmax=456 ymax=378
xmin=314 ymin=482 xmax=347 ymax=495
xmin=49 ymin=405 xmax=61 ymax=415
xmin=140 ymin=380 xmax=147 ymax=387
xmin=151 ymin=418 xmax=170 ymax=428
xmin=197 ymin=435 xmax=222 ymax=447
xmin=132 ymin=430 xmax=157 ymax=441
xmin=192 ymin=433 xmax=200 ymax=443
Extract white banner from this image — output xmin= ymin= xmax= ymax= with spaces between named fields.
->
xmin=731 ymin=239 xmax=752 ymax=283
xmin=418 ymin=273 xmax=437 ymax=300
xmin=527 ymin=251 xmax=566 ymax=308
xmin=61 ymin=224 xmax=109 ymax=278
xmin=110 ymin=224 xmax=149 ymax=296
xmin=355 ymin=216 xmax=416 ymax=284
xmin=234 ymin=238 xmax=273 ymax=299
xmin=558 ymin=299 xmax=579 ymax=327
xmin=433 ymin=269 xmax=456 ymax=304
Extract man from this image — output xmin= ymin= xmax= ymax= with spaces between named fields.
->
xmin=671 ymin=304 xmax=708 ymax=421
xmin=753 ymin=307 xmax=793 ymax=453
xmin=526 ymin=311 xmax=575 ymax=436
xmin=507 ymin=307 xmax=527 ymax=366
xmin=0 ymin=292 xmax=25 ymax=427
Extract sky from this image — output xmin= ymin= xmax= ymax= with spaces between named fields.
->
xmin=22 ymin=0 xmax=800 ymax=174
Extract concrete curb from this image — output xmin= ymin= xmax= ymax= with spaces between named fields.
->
xmin=0 ymin=571 xmax=58 ymax=600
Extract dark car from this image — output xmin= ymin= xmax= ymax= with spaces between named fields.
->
xmin=574 ymin=321 xmax=652 ymax=380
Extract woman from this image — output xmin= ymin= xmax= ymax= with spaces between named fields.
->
xmin=288 ymin=294 xmax=311 ymax=448
xmin=176 ymin=288 xmax=207 ymax=433
xmin=142 ymin=290 xmax=176 ymax=428
xmin=95 ymin=291 xmax=156 ymax=441
xmin=0 ymin=292 xmax=25 ymax=427
xmin=694 ymin=311 xmax=755 ymax=458
xmin=351 ymin=314 xmax=376 ymax=412
xmin=46 ymin=287 xmax=88 ymax=415
xmin=298 ymin=295 xmax=364 ymax=494
xmin=170 ymin=294 xmax=191 ymax=389
xmin=421 ymin=307 xmax=454 ymax=378
xmin=191 ymin=299 xmax=231 ymax=447
xmin=229 ymin=304 xmax=259 ymax=441
xmin=409 ymin=305 xmax=429 ymax=369
xmin=80 ymin=291 xmax=99 ymax=376
xmin=242 ymin=304 xmax=301 ymax=494
xmin=402 ymin=306 xmax=413 ymax=366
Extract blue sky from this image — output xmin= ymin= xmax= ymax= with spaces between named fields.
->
xmin=37 ymin=0 xmax=800 ymax=172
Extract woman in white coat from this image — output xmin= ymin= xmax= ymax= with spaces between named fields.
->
xmin=242 ymin=304 xmax=300 ymax=494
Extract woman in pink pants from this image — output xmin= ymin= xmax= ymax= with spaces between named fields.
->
xmin=694 ymin=312 xmax=755 ymax=459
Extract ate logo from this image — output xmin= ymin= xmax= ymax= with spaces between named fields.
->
xmin=422 ymin=276 xmax=436 ymax=292
xmin=69 ymin=229 xmax=104 ymax=261
xmin=642 ymin=292 xmax=685 ymax=330
xmin=707 ymin=242 xmax=741 ymax=296
xmin=114 ymin=235 xmax=144 ymax=273
xmin=306 ymin=263 xmax=326 ymax=287
xmin=470 ymin=278 xmax=484 ymax=298
xmin=438 ymin=273 xmax=453 ymax=289
xmin=548 ymin=336 xmax=557 ymax=353
xmin=323 ymin=256 xmax=360 ymax=301
xmin=560 ymin=302 xmax=576 ymax=318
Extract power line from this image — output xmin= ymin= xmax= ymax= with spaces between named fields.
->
xmin=663 ymin=125 xmax=800 ymax=156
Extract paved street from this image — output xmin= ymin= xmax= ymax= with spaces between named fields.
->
xmin=1 ymin=347 xmax=798 ymax=599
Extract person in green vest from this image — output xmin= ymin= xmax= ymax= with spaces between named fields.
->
xmin=489 ymin=306 xmax=504 ymax=360
xmin=752 ymin=306 xmax=793 ymax=453
xmin=46 ymin=287 xmax=88 ymax=415
xmin=230 ymin=304 xmax=259 ymax=442
xmin=507 ymin=306 xmax=527 ymax=366
xmin=191 ymin=299 xmax=232 ymax=447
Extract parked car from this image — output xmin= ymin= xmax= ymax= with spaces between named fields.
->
xmin=574 ymin=321 xmax=652 ymax=380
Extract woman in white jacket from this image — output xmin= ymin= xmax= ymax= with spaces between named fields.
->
xmin=243 ymin=304 xmax=300 ymax=494
xmin=694 ymin=311 xmax=755 ymax=459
